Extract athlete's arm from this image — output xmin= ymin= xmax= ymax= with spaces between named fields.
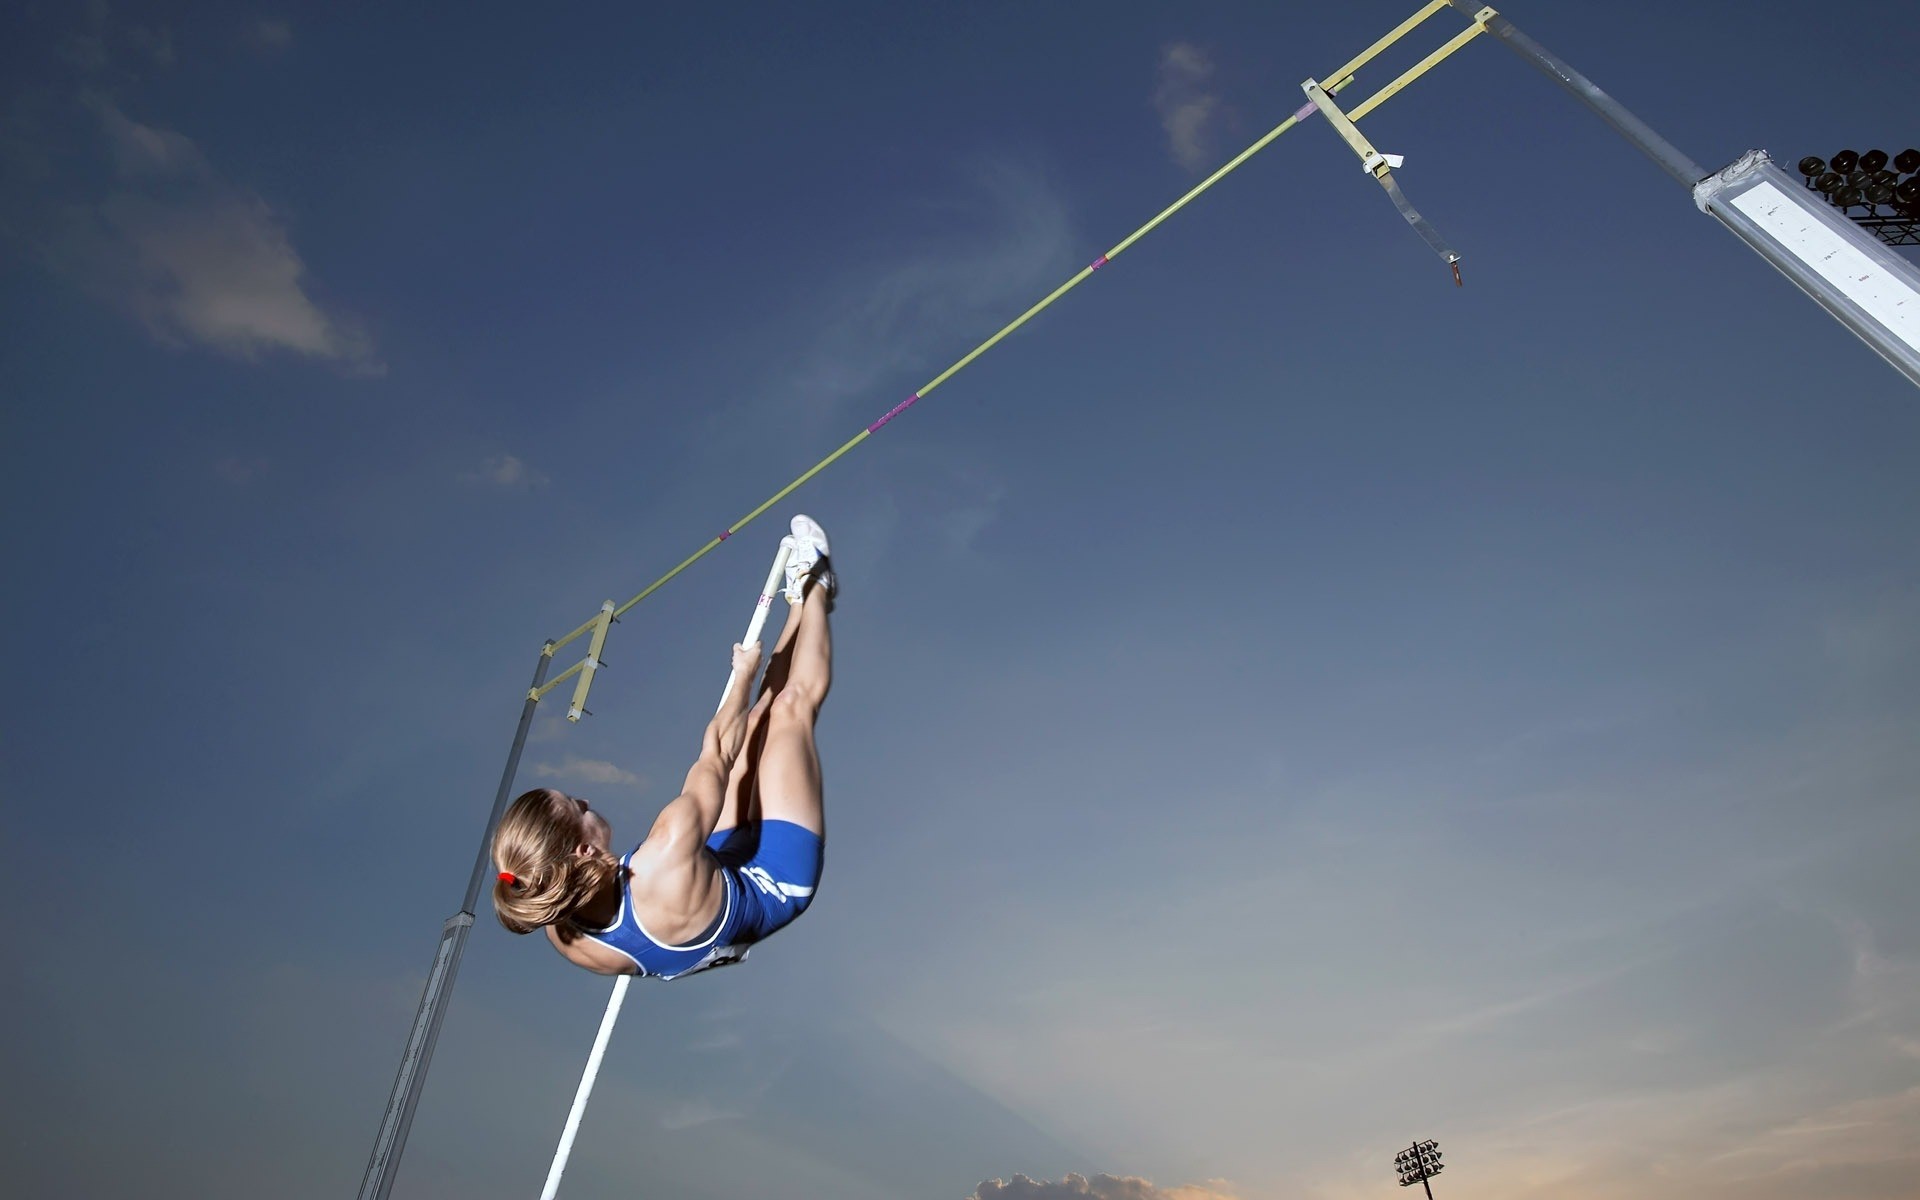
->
xmin=642 ymin=641 xmax=761 ymax=864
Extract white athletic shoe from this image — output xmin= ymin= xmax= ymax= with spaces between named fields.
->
xmin=783 ymin=514 xmax=835 ymax=605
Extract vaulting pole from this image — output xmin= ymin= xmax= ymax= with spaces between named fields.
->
xmin=538 ymin=539 xmax=793 ymax=1200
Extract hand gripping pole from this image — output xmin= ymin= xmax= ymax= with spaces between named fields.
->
xmin=538 ymin=537 xmax=794 ymax=1200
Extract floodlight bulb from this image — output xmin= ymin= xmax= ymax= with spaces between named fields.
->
xmin=1896 ymin=178 xmax=1920 ymax=204
xmin=1835 ymin=185 xmax=1863 ymax=207
xmin=1817 ymin=171 xmax=1844 ymax=193
xmin=1832 ymin=149 xmax=1860 ymax=173
xmin=1798 ymin=155 xmax=1826 ymax=176
xmin=1895 ymin=148 xmax=1920 ymax=174
xmin=1867 ymin=182 xmax=1895 ymax=205
xmin=1861 ymin=149 xmax=1890 ymax=173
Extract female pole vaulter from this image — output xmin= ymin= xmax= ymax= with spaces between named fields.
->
xmin=489 ymin=515 xmax=835 ymax=979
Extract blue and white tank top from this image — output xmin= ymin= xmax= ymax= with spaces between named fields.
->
xmin=571 ymin=850 xmax=750 ymax=980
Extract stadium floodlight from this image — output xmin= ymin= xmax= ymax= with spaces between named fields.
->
xmin=1792 ymin=144 xmax=1920 ymax=254
xmin=1393 ymin=1138 xmax=1446 ymax=1200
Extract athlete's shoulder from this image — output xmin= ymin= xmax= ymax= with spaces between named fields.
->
xmin=545 ymin=924 xmax=636 ymax=976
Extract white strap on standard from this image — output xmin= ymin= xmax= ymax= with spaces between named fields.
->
xmin=538 ymin=538 xmax=794 ymax=1200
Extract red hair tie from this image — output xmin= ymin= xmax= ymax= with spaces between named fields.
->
xmin=498 ymin=871 xmax=518 ymax=886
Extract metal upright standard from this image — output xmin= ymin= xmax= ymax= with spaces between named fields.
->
xmin=357 ymin=648 xmax=554 ymax=1200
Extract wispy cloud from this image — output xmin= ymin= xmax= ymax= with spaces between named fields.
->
xmin=771 ymin=155 xmax=1076 ymax=429
xmin=532 ymin=755 xmax=643 ymax=787
xmin=60 ymin=5 xmax=174 ymax=75
xmin=2 ymin=11 xmax=374 ymax=370
xmin=81 ymin=99 xmax=375 ymax=365
xmin=1153 ymin=44 xmax=1221 ymax=172
xmin=731 ymin=156 xmax=1068 ymax=579
xmin=246 ymin=19 xmax=293 ymax=54
xmin=528 ymin=715 xmax=571 ymax=744
xmin=461 ymin=454 xmax=550 ymax=488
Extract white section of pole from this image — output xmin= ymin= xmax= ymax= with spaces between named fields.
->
xmin=537 ymin=537 xmax=794 ymax=1200
xmin=538 ymin=973 xmax=630 ymax=1200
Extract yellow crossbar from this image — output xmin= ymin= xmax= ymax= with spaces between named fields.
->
xmin=1324 ymin=0 xmax=1452 ymax=87
xmin=1349 ymin=13 xmax=1492 ymax=123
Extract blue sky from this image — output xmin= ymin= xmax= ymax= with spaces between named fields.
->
xmin=3 ymin=3 xmax=1918 ymax=1199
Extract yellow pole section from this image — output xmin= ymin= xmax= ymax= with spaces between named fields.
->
xmin=1323 ymin=0 xmax=1450 ymax=87
xmin=1347 ymin=21 xmax=1489 ymax=123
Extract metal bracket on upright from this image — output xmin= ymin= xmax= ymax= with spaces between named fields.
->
xmin=1303 ymin=75 xmax=1464 ymax=285
xmin=531 ymin=599 xmax=618 ymax=722
xmin=1299 ymin=2 xmax=1498 ymax=286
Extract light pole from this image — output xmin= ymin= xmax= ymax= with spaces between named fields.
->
xmin=1394 ymin=1138 xmax=1445 ymax=1200
xmin=1442 ymin=0 xmax=1920 ymax=389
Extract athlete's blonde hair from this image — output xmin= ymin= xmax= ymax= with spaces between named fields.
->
xmin=491 ymin=788 xmax=622 ymax=935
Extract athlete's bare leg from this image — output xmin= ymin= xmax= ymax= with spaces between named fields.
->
xmin=754 ymin=581 xmax=831 ymax=835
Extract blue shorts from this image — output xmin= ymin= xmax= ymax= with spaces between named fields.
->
xmin=705 ymin=819 xmax=823 ymax=944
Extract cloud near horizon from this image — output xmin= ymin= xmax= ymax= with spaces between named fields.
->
xmin=973 ymin=1173 xmax=1240 ymax=1200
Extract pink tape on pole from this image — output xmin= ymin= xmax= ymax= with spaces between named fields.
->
xmin=1294 ymin=100 xmax=1318 ymax=121
xmin=716 ymin=530 xmax=732 ymax=541
xmin=867 ymin=393 xmax=921 ymax=434
xmin=1090 ymin=255 xmax=1109 ymax=270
